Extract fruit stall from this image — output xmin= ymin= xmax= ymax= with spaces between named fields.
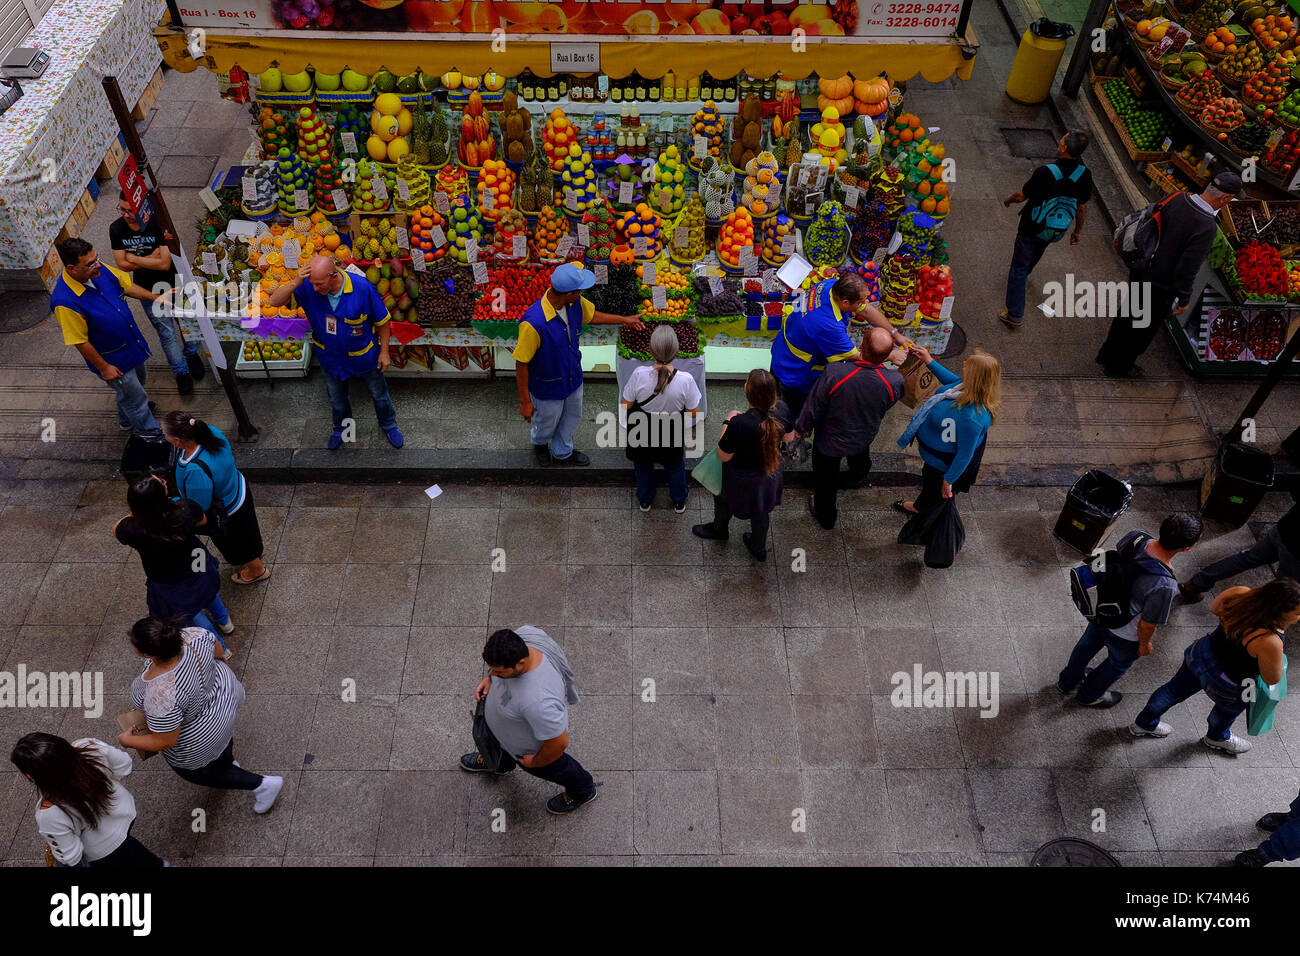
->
xmin=159 ymin=1 xmax=977 ymax=383
xmin=1085 ymin=0 xmax=1300 ymax=376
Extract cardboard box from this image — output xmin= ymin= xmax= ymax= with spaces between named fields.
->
xmin=131 ymin=66 xmax=164 ymax=120
xmin=56 ymin=216 xmax=80 ymax=244
xmin=86 ymin=177 xmax=101 ymax=202
xmin=71 ymin=188 xmax=95 ymax=227
xmin=39 ymin=244 xmax=63 ymax=291
xmin=899 ymin=353 xmax=943 ymax=409
xmin=96 ymin=137 xmax=127 ymax=181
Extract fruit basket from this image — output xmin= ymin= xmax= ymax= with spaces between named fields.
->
xmin=1248 ymin=308 xmax=1289 ymax=359
xmin=236 ymin=339 xmax=312 ymax=379
xmin=1095 ymin=79 xmax=1174 ymax=162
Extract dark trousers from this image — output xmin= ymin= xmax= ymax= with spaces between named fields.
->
xmin=712 ymin=495 xmax=770 ymax=552
xmin=633 ymin=456 xmax=688 ymax=507
xmin=1004 ymin=232 xmax=1051 ymax=320
xmin=498 ymin=751 xmax=596 ymax=800
xmin=1058 ymin=621 xmax=1141 ymax=702
xmin=1189 ymin=525 xmax=1300 ymax=592
xmin=811 ymin=447 xmax=872 ymax=530
xmin=170 ymin=739 xmax=263 ymax=791
xmin=780 ymin=383 xmax=809 ymax=422
xmin=1260 ymin=789 xmax=1300 ymax=862
xmin=324 ymin=367 xmax=398 ymax=430
xmin=1096 ymin=271 xmax=1177 ymax=374
xmin=88 ymin=828 xmax=164 ymax=869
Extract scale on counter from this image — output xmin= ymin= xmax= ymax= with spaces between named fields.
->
xmin=1 ymin=47 xmax=50 ymax=80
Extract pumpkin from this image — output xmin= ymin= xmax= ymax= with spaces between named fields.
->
xmin=855 ymin=98 xmax=888 ymax=117
xmin=818 ymin=74 xmax=853 ymax=99
xmin=610 ymin=243 xmax=635 ymax=265
xmin=854 ymin=77 xmax=890 ymax=103
xmin=818 ymin=94 xmax=854 ymax=115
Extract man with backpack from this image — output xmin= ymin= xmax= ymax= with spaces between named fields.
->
xmin=1058 ymin=512 xmax=1203 ymax=708
xmin=999 ymin=131 xmax=1092 ymax=330
xmin=1102 ymin=172 xmax=1242 ymax=378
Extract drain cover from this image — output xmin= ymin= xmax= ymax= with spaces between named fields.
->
xmin=0 ymin=291 xmax=51 ymax=333
xmin=156 ymin=154 xmax=217 ymax=188
xmin=1031 ymin=838 xmax=1121 ymax=867
xmin=1002 ymin=128 xmax=1062 ymax=158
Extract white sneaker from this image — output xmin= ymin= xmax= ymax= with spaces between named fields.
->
xmin=252 ymin=774 xmax=283 ymax=813
xmin=1203 ymin=734 xmax=1252 ymax=755
xmin=1129 ymin=721 xmax=1172 ymax=738
xmin=216 ymin=619 xmax=235 ymax=635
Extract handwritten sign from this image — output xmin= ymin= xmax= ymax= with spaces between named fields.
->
xmin=396 ymin=179 xmax=411 ymax=203
xmin=481 ymin=190 xmax=494 ymax=211
xmin=281 ymin=239 xmax=300 ymax=269
xmin=780 ymin=234 xmax=796 ymax=256
xmin=641 ymin=261 xmax=656 ymax=286
xmin=372 ymin=177 xmax=388 ymax=201
xmin=619 ymin=181 xmax=634 ymax=204
xmin=412 ymin=252 xmax=427 ymax=272
xmin=395 ymin=226 xmax=409 ymax=250
xmin=651 ymin=285 xmax=667 ymax=310
xmin=293 ymin=188 xmax=309 ymax=210
xmin=331 ymin=188 xmax=348 ymax=211
xmin=201 ymin=251 xmax=218 ymax=274
xmin=472 ymin=261 xmax=489 ymax=284
xmin=707 ymin=275 xmax=722 ymax=296
xmin=674 ymin=226 xmax=689 ymax=248
xmin=241 ymin=176 xmax=256 ymax=202
xmin=341 ymin=132 xmax=358 ymax=154
xmin=434 ymin=191 xmax=450 ymax=214
xmin=594 ymin=264 xmax=608 ymax=284
xmin=939 ymin=295 xmax=955 ymax=319
xmin=844 ymin=185 xmax=860 ymax=208
xmin=577 ymin=223 xmax=591 ymax=246
xmin=465 ymin=236 xmax=479 ymax=262
xmin=693 ymin=135 xmax=708 ymax=160
xmin=556 ymin=236 xmax=575 ymax=258
xmin=512 ymin=234 xmax=528 ymax=259
xmin=429 ymin=225 xmax=446 ymax=247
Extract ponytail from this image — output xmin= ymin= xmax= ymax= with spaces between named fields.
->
xmin=161 ymin=411 xmax=226 ymax=454
xmin=744 ymin=368 xmax=782 ymax=476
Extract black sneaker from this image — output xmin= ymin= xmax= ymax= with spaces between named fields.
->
xmin=175 ymin=372 xmax=194 ymax=396
xmin=1234 ymin=849 xmax=1270 ymax=867
xmin=692 ymin=522 xmax=728 ymax=541
xmin=546 ymin=788 xmax=599 ymax=815
xmin=1079 ymin=691 xmax=1123 ymax=709
xmin=533 ymin=444 xmax=551 ymax=467
xmin=1102 ymin=364 xmax=1145 ymax=380
xmin=743 ymin=531 xmax=767 ymax=561
xmin=459 ymin=752 xmax=507 ymax=775
xmin=550 ymin=449 xmax=590 ymax=467
xmin=672 ymin=501 xmax=687 ymax=514
xmin=1258 ymin=812 xmax=1291 ymax=832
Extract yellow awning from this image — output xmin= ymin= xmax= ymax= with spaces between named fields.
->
xmin=158 ymin=27 xmax=978 ymax=84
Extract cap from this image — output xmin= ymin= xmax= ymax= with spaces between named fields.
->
xmin=551 ymin=262 xmax=596 ymax=293
xmin=1210 ymin=171 xmax=1245 ymax=198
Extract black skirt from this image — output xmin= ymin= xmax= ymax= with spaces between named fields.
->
xmin=208 ymin=485 xmax=264 ymax=566
xmin=720 ymin=461 xmax=784 ymax=520
xmin=145 ymin=558 xmax=220 ymax=620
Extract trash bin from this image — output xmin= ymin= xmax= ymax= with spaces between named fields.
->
xmin=1200 ymin=442 xmax=1274 ymax=526
xmin=1053 ymin=469 xmax=1133 ymax=555
xmin=1006 ymin=17 xmax=1077 ymax=105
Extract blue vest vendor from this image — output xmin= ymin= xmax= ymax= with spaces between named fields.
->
xmin=770 ymin=270 xmax=902 ymax=419
xmin=268 ymin=254 xmax=403 ymax=450
xmin=52 ymin=237 xmax=177 ymax=441
xmin=513 ymin=262 xmax=643 ymax=467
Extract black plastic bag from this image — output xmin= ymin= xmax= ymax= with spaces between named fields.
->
xmin=897 ymin=498 xmax=965 ymax=569
xmin=472 ymin=699 xmax=506 ymax=771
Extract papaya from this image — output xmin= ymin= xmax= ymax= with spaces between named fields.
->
xmin=466 ymin=141 xmax=480 ymax=167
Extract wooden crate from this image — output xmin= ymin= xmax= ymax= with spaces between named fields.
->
xmin=1092 ymin=78 xmax=1170 ymax=162
xmin=55 ymin=215 xmax=80 ymax=244
xmin=38 ymin=244 xmax=63 ymax=291
xmin=1144 ymin=162 xmax=1180 ymax=194
xmin=131 ymin=66 xmax=164 ymax=121
xmin=1168 ymin=149 xmax=1210 ymax=187
xmin=96 ymin=136 xmax=127 ymax=181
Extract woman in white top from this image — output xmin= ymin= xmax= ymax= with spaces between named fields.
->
xmin=11 ymin=732 xmax=164 ymax=868
xmin=621 ymin=325 xmax=702 ymax=514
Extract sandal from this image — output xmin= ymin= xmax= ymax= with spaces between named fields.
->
xmin=892 ymin=500 xmax=919 ymax=516
xmin=231 ymin=568 xmax=271 ymax=585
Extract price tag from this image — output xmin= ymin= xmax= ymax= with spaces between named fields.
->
xmin=780 ymin=234 xmax=796 ymax=256
xmin=396 ymin=179 xmax=411 ymax=202
xmin=844 ymin=185 xmax=860 ymax=208
xmin=1267 ymin=127 xmax=1285 ymax=150
xmin=430 ymin=225 xmax=447 ymax=247
xmin=873 ymin=246 xmax=888 ymax=266
xmin=412 ymin=252 xmax=427 ymax=272
xmin=738 ymin=246 xmax=757 ymax=269
xmin=281 ymin=239 xmax=300 ymax=269
xmin=372 ymin=177 xmax=388 ymax=201
xmin=331 ymin=188 xmax=348 ymax=210
xmin=396 ymin=226 xmax=409 ymax=250
xmin=594 ymin=264 xmax=609 ymax=284
xmin=341 ymin=131 xmax=358 ymax=154
xmin=619 ymin=180 xmax=634 ymax=204
xmin=762 ymin=268 xmax=778 ymax=292
xmin=768 ymin=180 xmax=781 ymax=202
xmin=294 ymin=188 xmax=309 ymax=209
xmin=903 ymin=303 xmax=919 ymax=325
xmin=813 ymin=166 xmax=827 ymax=186
xmin=565 ymin=188 xmax=579 ymax=211
xmin=674 ymin=226 xmax=689 ymax=248
xmin=472 ymin=261 xmax=490 ymax=284
xmin=939 ymin=295 xmax=955 ymax=319
xmin=633 ymin=236 xmax=648 ymax=256
xmin=481 ymin=190 xmax=495 ymax=211
xmin=465 ymin=236 xmax=479 ymax=262
xmin=642 ymin=261 xmax=656 ymax=285
xmin=558 ymin=236 xmax=577 ymax=258
xmin=660 ymin=114 xmax=674 ymax=133
xmin=577 ymin=223 xmax=591 ymax=246
xmin=434 ymin=191 xmax=450 ymax=214
xmin=652 ymin=286 xmax=668 ymax=310
xmin=241 ymin=176 xmax=256 ymax=202
xmin=744 ymin=258 xmax=758 ymax=277
xmin=1220 ymin=7 xmax=1233 ymax=21
xmin=1161 ymin=136 xmax=1173 ymax=152
xmin=693 ymin=135 xmax=708 ymax=160
xmin=512 ymin=234 xmax=528 ymax=258
xmin=707 ymin=276 xmax=723 ymax=296
xmin=201 ymin=251 xmax=218 ymax=273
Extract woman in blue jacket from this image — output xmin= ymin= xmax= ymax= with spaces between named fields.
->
xmin=162 ymin=412 xmax=269 ymax=587
xmin=894 ymin=348 xmax=1001 ymax=517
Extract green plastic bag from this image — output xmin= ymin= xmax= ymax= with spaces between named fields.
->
xmin=1247 ymin=656 xmax=1287 ymax=737
xmin=692 ymin=448 xmax=723 ymax=496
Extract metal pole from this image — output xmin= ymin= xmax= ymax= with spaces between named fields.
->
xmin=1062 ymin=0 xmax=1109 ymax=99
xmin=1224 ymin=325 xmax=1300 ymax=443
xmin=102 ymin=75 xmax=261 ymax=442
xmin=955 ymin=0 xmax=973 ymax=40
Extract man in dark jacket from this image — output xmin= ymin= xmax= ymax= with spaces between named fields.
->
xmin=1180 ymin=486 xmax=1300 ymax=601
xmin=787 ymin=327 xmax=906 ymax=530
xmin=1096 ymin=171 xmax=1242 ymax=379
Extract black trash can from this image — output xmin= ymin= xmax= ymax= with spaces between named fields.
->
xmin=1053 ymin=470 xmax=1134 ymax=555
xmin=1200 ymin=442 xmax=1274 ymax=527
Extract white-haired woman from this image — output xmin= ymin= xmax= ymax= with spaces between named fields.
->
xmin=621 ymin=325 xmax=701 ymax=513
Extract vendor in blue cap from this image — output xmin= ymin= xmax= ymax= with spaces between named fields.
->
xmin=514 ymin=262 xmax=644 ymax=467
xmin=268 ymin=255 xmax=402 ymax=450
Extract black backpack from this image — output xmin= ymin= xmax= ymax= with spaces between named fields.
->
xmin=1069 ymin=532 xmax=1173 ymax=630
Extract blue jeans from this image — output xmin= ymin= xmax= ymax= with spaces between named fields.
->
xmin=530 ymin=387 xmax=583 ymax=460
xmin=1058 ymin=621 xmax=1141 ymax=702
xmin=111 ymin=364 xmax=161 ymax=439
xmin=633 ymin=456 xmax=687 ymax=507
xmin=324 ymin=367 xmax=397 ymax=431
xmin=191 ymin=595 xmax=231 ymax=650
xmin=146 ymin=298 xmax=195 ymax=375
xmin=1134 ymin=636 xmax=1249 ymax=741
xmin=1190 ymin=525 xmax=1300 ymax=592
xmin=1260 ymin=789 xmax=1300 ymax=862
xmin=1004 ymin=232 xmax=1052 ymax=321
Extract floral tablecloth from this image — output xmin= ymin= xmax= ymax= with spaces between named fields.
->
xmin=0 ymin=0 xmax=164 ymax=270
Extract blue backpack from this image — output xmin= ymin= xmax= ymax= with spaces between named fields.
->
xmin=1029 ymin=163 xmax=1086 ymax=243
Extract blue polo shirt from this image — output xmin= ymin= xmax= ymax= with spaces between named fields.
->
xmin=52 ymin=264 xmax=152 ymax=374
xmin=770 ymin=279 xmax=857 ymax=395
xmin=512 ymin=293 xmax=594 ymax=402
xmin=295 ymin=269 xmax=390 ymax=380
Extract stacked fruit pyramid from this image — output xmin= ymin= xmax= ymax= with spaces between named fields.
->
xmin=741 ymin=152 xmax=781 ymax=217
xmin=915 ymin=264 xmax=953 ymax=326
xmin=648 ymin=145 xmax=688 ymax=216
xmin=476 ymin=159 xmax=516 ymax=222
xmin=689 ymin=101 xmax=726 ymax=169
xmin=350 ymin=158 xmax=397 ymax=213
xmin=492 ymin=208 xmax=529 ymax=260
xmin=542 ymin=108 xmax=578 ymax=172
xmin=617 ymin=203 xmax=663 ymax=259
xmin=409 ymin=204 xmax=448 ymax=263
xmin=435 ymin=163 xmax=470 ymax=202
xmin=803 ymin=201 xmax=850 ymax=266
xmin=519 ymin=148 xmax=553 ymax=214
xmin=1217 ymin=43 xmax=1266 ymax=87
xmin=698 ymin=157 xmax=735 ymax=222
xmin=717 ymin=207 xmax=756 ymax=269
xmin=532 ymin=205 xmax=570 ymax=260
xmin=761 ymin=214 xmax=795 ymax=266
xmin=582 ymin=199 xmax=618 ymax=261
xmin=880 ymin=253 xmax=920 ymax=326
xmin=332 ymin=103 xmax=365 ymax=155
xmin=607 ymin=154 xmax=644 ymax=211
xmin=899 ymin=140 xmax=949 ymax=218
xmin=884 ymin=112 xmax=927 ymax=165
xmin=456 ymin=92 xmax=496 ymax=169
xmin=562 ymin=145 xmax=601 ymax=213
xmin=730 ymin=95 xmax=764 ymax=172
xmin=368 ymin=92 xmax=413 ymax=164
xmin=447 ymin=195 xmax=485 ymax=264
xmin=274 ymin=148 xmax=313 ymax=216
xmin=393 ymin=155 xmax=432 ymax=212
xmin=807 ymin=107 xmax=849 ymax=172
xmin=351 ymin=215 xmax=402 ymax=263
xmin=257 ymin=107 xmax=295 ymax=158
xmin=1239 ymin=54 xmax=1292 ymax=110
xmin=668 ymin=193 xmax=708 ymax=266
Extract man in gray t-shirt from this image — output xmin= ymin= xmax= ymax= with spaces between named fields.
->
xmin=1058 ymin=514 xmax=1202 ymax=708
xmin=460 ymin=626 xmax=597 ymax=815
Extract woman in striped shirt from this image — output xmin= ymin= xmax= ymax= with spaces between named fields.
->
xmin=118 ymin=617 xmax=282 ymax=812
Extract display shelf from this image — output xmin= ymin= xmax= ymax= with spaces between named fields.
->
xmin=1169 ymin=287 xmax=1300 ymax=377
xmin=1091 ymin=78 xmax=1171 ymax=163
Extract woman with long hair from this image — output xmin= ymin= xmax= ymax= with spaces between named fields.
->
xmin=1130 ymin=578 xmax=1299 ymax=755
xmin=119 ymin=616 xmax=283 ymax=811
xmin=114 ymin=474 xmax=232 ymax=641
xmin=621 ymin=324 xmax=702 ymax=513
xmin=692 ymin=368 xmax=784 ymax=561
xmin=11 ymin=732 xmax=165 ymax=867
xmin=894 ymin=347 xmax=1001 ymax=517
xmin=162 ymin=411 xmax=269 ymax=586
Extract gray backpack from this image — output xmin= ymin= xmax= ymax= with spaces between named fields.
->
xmin=1113 ymin=193 xmax=1177 ymax=270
